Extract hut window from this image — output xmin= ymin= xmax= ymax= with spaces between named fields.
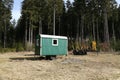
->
xmin=52 ymin=39 xmax=58 ymax=46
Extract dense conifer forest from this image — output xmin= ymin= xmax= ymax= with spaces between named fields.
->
xmin=0 ymin=0 xmax=120 ymax=52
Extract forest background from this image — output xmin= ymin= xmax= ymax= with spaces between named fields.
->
xmin=0 ymin=0 xmax=120 ymax=52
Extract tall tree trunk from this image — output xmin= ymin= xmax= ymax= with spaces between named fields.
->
xmin=30 ymin=20 xmax=33 ymax=46
xmin=59 ymin=16 xmax=61 ymax=35
xmin=33 ymin=29 xmax=35 ymax=44
xmin=29 ymin=24 xmax=30 ymax=44
xmin=39 ymin=17 xmax=42 ymax=34
xmin=96 ymin=19 xmax=99 ymax=42
xmin=92 ymin=15 xmax=95 ymax=41
xmin=25 ymin=19 xmax=27 ymax=49
xmin=112 ymin=21 xmax=116 ymax=51
xmin=39 ymin=20 xmax=40 ymax=34
xmin=48 ymin=17 xmax=52 ymax=34
xmin=4 ymin=20 xmax=6 ymax=48
xmin=30 ymin=27 xmax=33 ymax=46
xmin=0 ymin=30 xmax=1 ymax=45
xmin=48 ymin=22 xmax=50 ymax=34
xmin=81 ymin=15 xmax=84 ymax=44
xmin=53 ymin=3 xmax=56 ymax=35
xmin=103 ymin=8 xmax=110 ymax=45
xmin=76 ymin=17 xmax=79 ymax=42
xmin=112 ymin=21 xmax=116 ymax=41
xmin=0 ymin=21 xmax=1 ymax=45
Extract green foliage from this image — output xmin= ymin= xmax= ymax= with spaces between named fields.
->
xmin=114 ymin=40 xmax=120 ymax=51
xmin=16 ymin=42 xmax=24 ymax=52
xmin=96 ymin=42 xmax=100 ymax=52
xmin=70 ymin=40 xmax=81 ymax=50
xmin=110 ymin=38 xmax=116 ymax=51
xmin=0 ymin=48 xmax=16 ymax=53
xmin=1 ymin=0 xmax=120 ymax=52
xmin=110 ymin=39 xmax=120 ymax=51
xmin=25 ymin=42 xmax=34 ymax=51
xmin=68 ymin=40 xmax=74 ymax=50
xmin=0 ymin=0 xmax=14 ymax=48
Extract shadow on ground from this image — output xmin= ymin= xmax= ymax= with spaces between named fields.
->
xmin=10 ymin=56 xmax=45 ymax=61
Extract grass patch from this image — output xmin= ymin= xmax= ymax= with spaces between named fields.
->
xmin=0 ymin=48 xmax=16 ymax=53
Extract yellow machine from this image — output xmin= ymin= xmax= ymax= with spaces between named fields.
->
xmin=92 ymin=41 xmax=97 ymax=51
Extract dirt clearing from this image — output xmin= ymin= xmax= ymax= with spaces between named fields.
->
xmin=0 ymin=52 xmax=120 ymax=80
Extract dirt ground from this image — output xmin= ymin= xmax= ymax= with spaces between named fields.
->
xmin=0 ymin=52 xmax=120 ymax=80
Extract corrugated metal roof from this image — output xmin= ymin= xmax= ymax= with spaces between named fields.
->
xmin=40 ymin=34 xmax=67 ymax=39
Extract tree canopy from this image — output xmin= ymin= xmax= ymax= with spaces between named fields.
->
xmin=0 ymin=0 xmax=120 ymax=51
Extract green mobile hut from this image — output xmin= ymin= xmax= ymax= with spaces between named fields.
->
xmin=35 ymin=34 xmax=68 ymax=57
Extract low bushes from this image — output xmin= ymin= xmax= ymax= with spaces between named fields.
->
xmin=25 ymin=42 xmax=34 ymax=51
xmin=110 ymin=40 xmax=120 ymax=51
xmin=0 ymin=48 xmax=16 ymax=53
xmin=114 ymin=40 xmax=120 ymax=51
xmin=16 ymin=42 xmax=24 ymax=52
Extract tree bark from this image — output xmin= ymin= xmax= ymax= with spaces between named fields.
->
xmin=29 ymin=23 xmax=30 ymax=44
xmin=112 ymin=21 xmax=116 ymax=41
xmin=25 ymin=19 xmax=27 ymax=49
xmin=103 ymin=8 xmax=110 ymax=45
xmin=81 ymin=15 xmax=84 ymax=44
xmin=76 ymin=17 xmax=79 ymax=42
xmin=112 ymin=21 xmax=116 ymax=51
xmin=30 ymin=27 xmax=33 ymax=46
xmin=4 ymin=20 xmax=6 ymax=48
xmin=53 ymin=3 xmax=56 ymax=35
xmin=0 ymin=29 xmax=1 ymax=45
xmin=59 ymin=16 xmax=61 ymax=35
xmin=92 ymin=15 xmax=95 ymax=41
xmin=39 ymin=17 xmax=42 ymax=34
xmin=96 ymin=19 xmax=99 ymax=42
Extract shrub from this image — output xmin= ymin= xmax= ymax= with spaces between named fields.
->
xmin=114 ymin=40 xmax=120 ymax=51
xmin=110 ymin=39 xmax=120 ymax=51
xmin=25 ymin=42 xmax=34 ymax=51
xmin=68 ymin=41 xmax=74 ymax=50
xmin=99 ymin=43 xmax=110 ymax=51
xmin=16 ymin=42 xmax=24 ymax=52
xmin=0 ymin=48 xmax=16 ymax=53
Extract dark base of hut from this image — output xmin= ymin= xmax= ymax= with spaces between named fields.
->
xmin=45 ymin=55 xmax=57 ymax=60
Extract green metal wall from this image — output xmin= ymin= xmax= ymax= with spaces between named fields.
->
xmin=41 ymin=38 xmax=67 ymax=56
